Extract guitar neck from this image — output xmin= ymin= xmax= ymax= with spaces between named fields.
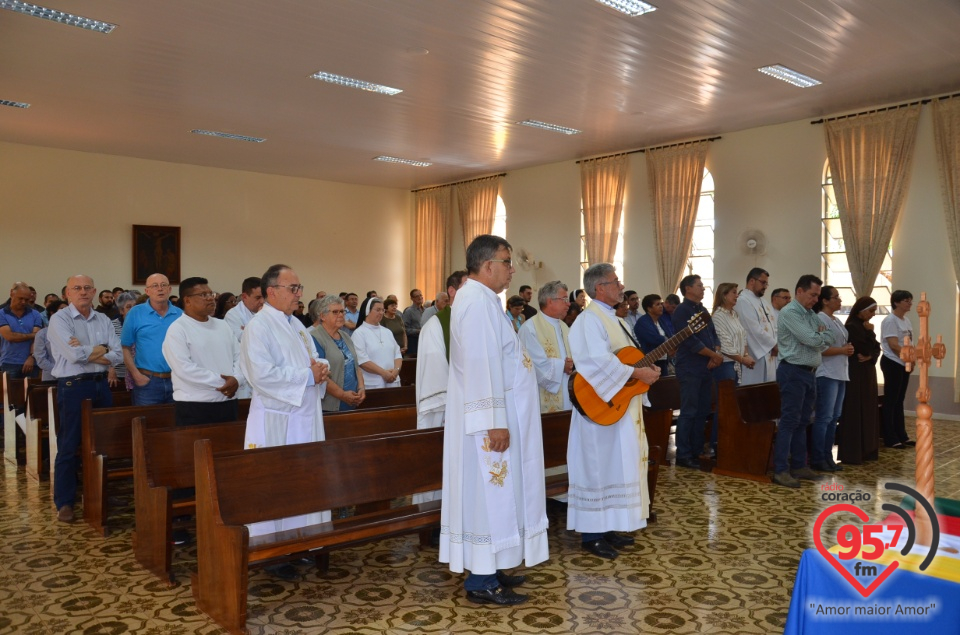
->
xmin=635 ymin=325 xmax=696 ymax=368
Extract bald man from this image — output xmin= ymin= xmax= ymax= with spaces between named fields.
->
xmin=121 ymin=273 xmax=183 ymax=405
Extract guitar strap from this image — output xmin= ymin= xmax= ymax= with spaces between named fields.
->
xmin=619 ymin=320 xmax=641 ymax=349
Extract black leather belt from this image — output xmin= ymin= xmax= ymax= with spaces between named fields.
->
xmin=59 ymin=372 xmax=107 ymax=383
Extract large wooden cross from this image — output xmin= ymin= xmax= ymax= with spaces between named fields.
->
xmin=899 ymin=292 xmax=946 ymax=545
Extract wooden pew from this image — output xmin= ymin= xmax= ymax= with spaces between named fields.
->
xmin=358 ymin=384 xmax=415 ymax=409
xmin=398 ymin=357 xmax=416 ymax=386
xmin=713 ymin=379 xmax=779 ymax=483
xmin=132 ymin=405 xmax=419 ymax=583
xmin=25 ymin=379 xmax=57 ymax=480
xmin=541 ymin=410 xmax=571 ymax=497
xmin=193 ymin=429 xmax=443 ymax=634
xmin=2 ymin=373 xmax=28 ymax=466
xmin=644 ymin=376 xmax=680 ymax=518
xmin=81 ymin=399 xmax=250 ymax=536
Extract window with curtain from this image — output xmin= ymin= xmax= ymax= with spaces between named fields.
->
xmin=683 ymin=168 xmax=715 ymax=307
xmin=580 ymin=210 xmax=624 ymax=288
xmin=821 ymin=162 xmax=893 ymax=313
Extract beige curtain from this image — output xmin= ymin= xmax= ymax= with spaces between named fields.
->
xmin=824 ymin=105 xmax=921 ymax=297
xmin=647 ymin=142 xmax=709 ymax=296
xmin=457 ymin=175 xmax=502 ymax=251
xmin=932 ymin=96 xmax=960 ymax=401
xmin=414 ymin=186 xmax=451 ymax=299
xmin=580 ymin=154 xmax=628 ymax=266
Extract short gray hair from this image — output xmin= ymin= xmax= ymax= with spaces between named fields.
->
xmin=538 ymin=281 xmax=568 ymax=309
xmin=115 ymin=291 xmax=139 ymax=308
xmin=311 ymin=294 xmax=344 ymax=322
xmin=583 ymin=263 xmax=616 ymax=299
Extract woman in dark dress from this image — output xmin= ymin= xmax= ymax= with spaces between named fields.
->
xmin=837 ymin=297 xmax=882 ymax=464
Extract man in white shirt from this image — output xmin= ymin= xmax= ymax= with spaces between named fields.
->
xmin=421 ymin=291 xmax=448 ymax=325
xmin=518 ymin=280 xmax=573 ymax=413
xmin=239 ymin=264 xmax=330 ymax=559
xmin=162 ymin=277 xmax=245 ymax=427
xmin=735 ymin=268 xmax=778 ymax=384
xmin=770 ymin=288 xmax=791 ymax=319
xmin=623 ymin=290 xmax=641 ymax=330
xmin=440 ymin=235 xmax=548 ymax=606
xmin=223 ymin=276 xmax=263 ymax=341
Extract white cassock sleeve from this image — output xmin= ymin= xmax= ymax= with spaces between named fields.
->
xmin=457 ymin=294 xmax=509 ymax=437
xmin=240 ymin=316 xmax=322 ymax=409
xmin=518 ymin=319 xmax=564 ymax=395
xmin=735 ymin=295 xmax=776 ymax=357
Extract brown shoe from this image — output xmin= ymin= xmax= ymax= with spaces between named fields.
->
xmin=57 ymin=506 xmax=75 ymax=523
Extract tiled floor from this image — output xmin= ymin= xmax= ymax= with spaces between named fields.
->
xmin=2 ymin=416 xmax=958 ymax=634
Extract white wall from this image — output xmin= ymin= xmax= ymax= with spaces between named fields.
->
xmin=0 ymin=141 xmax=412 ymax=300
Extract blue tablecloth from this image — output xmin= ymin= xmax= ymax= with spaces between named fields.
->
xmin=784 ymin=549 xmax=960 ymax=634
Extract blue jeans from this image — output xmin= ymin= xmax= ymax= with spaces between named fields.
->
xmin=132 ymin=375 xmax=174 ymax=406
xmin=676 ymin=372 xmax=713 ymax=462
xmin=711 ymin=362 xmax=738 ymax=446
xmin=1 ymin=362 xmax=39 ymax=380
xmin=54 ymin=375 xmax=113 ymax=509
xmin=465 ymin=572 xmax=499 ymax=591
xmin=773 ymin=361 xmax=817 ymax=473
xmin=812 ymin=377 xmax=846 ymax=465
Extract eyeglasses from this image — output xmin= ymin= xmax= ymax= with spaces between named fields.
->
xmin=328 ymin=309 xmax=346 ymax=315
xmin=69 ymin=285 xmax=95 ymax=293
xmin=272 ymin=284 xmax=304 ymax=294
xmin=487 ymin=259 xmax=513 ymax=267
xmin=597 ymin=279 xmax=621 ymax=286
xmin=552 ymin=296 xmax=570 ymax=303
xmin=186 ymin=292 xmax=216 ymax=300
xmin=146 ymin=282 xmax=171 ymax=290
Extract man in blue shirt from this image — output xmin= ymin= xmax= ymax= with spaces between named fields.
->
xmin=48 ymin=275 xmax=122 ymax=522
xmin=672 ymin=275 xmax=722 ymax=469
xmin=121 ymin=273 xmax=183 ymax=405
xmin=633 ymin=293 xmax=669 ymax=375
xmin=0 ymin=282 xmax=44 ymax=379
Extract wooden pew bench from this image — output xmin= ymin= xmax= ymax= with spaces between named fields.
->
xmin=357 ymin=384 xmax=415 ymax=409
xmin=24 ymin=380 xmax=57 ymax=480
xmin=713 ymin=379 xmax=780 ymax=483
xmin=132 ymin=405 xmax=419 ymax=583
xmin=2 ymin=373 xmax=28 ymax=466
xmin=192 ymin=428 xmax=444 ymax=634
xmin=81 ymin=399 xmax=250 ymax=536
xmin=643 ymin=375 xmax=680 ymax=518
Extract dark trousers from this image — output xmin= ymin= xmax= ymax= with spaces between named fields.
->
xmin=1 ymin=362 xmax=39 ymax=380
xmin=132 ymin=375 xmax=174 ymax=406
xmin=773 ymin=361 xmax=816 ymax=473
xmin=676 ymin=372 xmax=713 ymax=462
xmin=880 ymin=356 xmax=910 ymax=445
xmin=175 ymin=399 xmax=239 ymax=426
xmin=54 ymin=376 xmax=112 ymax=509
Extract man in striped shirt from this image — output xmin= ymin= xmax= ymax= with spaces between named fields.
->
xmin=772 ymin=274 xmax=834 ymax=488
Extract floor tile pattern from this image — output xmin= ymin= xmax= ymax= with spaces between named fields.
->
xmin=1 ymin=417 xmax=958 ymax=634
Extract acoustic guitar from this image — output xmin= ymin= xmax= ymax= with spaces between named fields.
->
xmin=568 ymin=312 xmax=709 ymax=425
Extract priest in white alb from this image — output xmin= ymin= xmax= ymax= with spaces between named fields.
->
xmin=440 ymin=235 xmax=548 ymax=607
xmin=735 ymin=267 xmax=778 ymax=385
xmin=567 ymin=263 xmax=661 ymax=560
xmin=239 ymin=265 xmax=330 ymax=543
xmin=412 ymin=269 xmax=467 ymax=505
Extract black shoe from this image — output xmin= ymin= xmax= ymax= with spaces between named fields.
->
xmin=264 ymin=563 xmax=301 ymax=581
xmin=581 ymin=538 xmax=619 ymax=559
xmin=810 ymin=462 xmax=837 ymax=472
xmin=495 ymin=571 xmax=525 ymax=588
xmin=904 ymin=440 xmax=916 ymax=447
xmin=602 ymin=531 xmax=635 ymax=548
xmin=828 ymin=462 xmax=844 ymax=472
xmin=676 ymin=458 xmax=700 ymax=470
xmin=466 ymin=585 xmax=528 ymax=606
xmin=171 ymin=529 xmax=191 ymax=546
xmin=890 ymin=442 xmax=906 ymax=450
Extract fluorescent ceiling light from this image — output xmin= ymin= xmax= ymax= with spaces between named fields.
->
xmin=191 ymin=129 xmax=265 ymax=143
xmin=309 ymin=71 xmax=402 ymax=96
xmin=517 ymin=119 xmax=581 ymax=135
xmin=0 ymin=0 xmax=116 ymax=33
xmin=374 ymin=155 xmax=431 ymax=167
xmin=757 ymin=64 xmax=821 ymax=88
xmin=595 ymin=0 xmax=657 ymax=16
xmin=0 ymin=99 xmax=30 ymax=109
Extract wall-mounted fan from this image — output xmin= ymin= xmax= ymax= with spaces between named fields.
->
xmin=740 ymin=229 xmax=767 ymax=257
xmin=515 ymin=247 xmax=538 ymax=270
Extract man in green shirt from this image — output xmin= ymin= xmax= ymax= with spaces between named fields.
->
xmin=773 ymin=274 xmax=834 ymax=488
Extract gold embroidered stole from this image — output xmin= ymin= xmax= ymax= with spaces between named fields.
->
xmin=530 ymin=313 xmax=571 ymax=412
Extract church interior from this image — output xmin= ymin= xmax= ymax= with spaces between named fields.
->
xmin=3 ymin=0 xmax=960 ymax=632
